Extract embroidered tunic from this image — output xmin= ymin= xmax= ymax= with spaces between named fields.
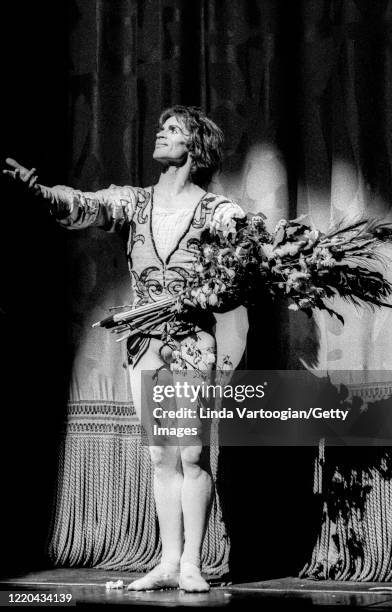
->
xmin=39 ymin=183 xmax=241 ymax=363
xmin=129 ymin=186 xmax=230 ymax=306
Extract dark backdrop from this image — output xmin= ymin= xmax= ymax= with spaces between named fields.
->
xmin=0 ymin=1 xmax=69 ymax=575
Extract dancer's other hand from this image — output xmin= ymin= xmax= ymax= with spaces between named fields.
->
xmin=3 ymin=158 xmax=39 ymax=192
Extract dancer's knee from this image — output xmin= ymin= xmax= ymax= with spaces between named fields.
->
xmin=150 ymin=446 xmax=178 ymax=477
xmin=180 ymin=445 xmax=203 ymax=475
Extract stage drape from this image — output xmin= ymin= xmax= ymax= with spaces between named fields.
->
xmin=26 ymin=0 xmax=392 ymax=579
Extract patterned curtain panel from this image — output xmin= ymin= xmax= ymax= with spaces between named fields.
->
xmin=14 ymin=0 xmax=392 ymax=578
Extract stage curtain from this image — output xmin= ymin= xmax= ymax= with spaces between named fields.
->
xmin=47 ymin=0 xmax=392 ymax=580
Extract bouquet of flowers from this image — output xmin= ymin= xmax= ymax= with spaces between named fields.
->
xmin=187 ymin=214 xmax=392 ymax=323
xmin=93 ymin=214 xmax=392 ymax=340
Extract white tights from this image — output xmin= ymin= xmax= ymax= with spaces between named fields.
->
xmin=128 ymin=332 xmax=214 ymax=591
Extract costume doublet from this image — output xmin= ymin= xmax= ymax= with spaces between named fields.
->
xmin=40 ymin=183 xmax=240 ymax=363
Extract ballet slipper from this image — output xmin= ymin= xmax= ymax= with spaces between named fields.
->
xmin=179 ymin=561 xmax=210 ymax=593
xmin=127 ymin=562 xmax=180 ymax=591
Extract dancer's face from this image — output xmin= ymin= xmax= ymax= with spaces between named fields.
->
xmin=153 ymin=116 xmax=191 ymax=166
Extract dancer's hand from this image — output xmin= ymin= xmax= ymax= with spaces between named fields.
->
xmin=3 ymin=158 xmax=39 ymax=192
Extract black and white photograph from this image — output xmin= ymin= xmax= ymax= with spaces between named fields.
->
xmin=1 ymin=1 xmax=392 ymax=609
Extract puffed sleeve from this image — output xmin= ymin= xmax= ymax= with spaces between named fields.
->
xmin=210 ymin=197 xmax=246 ymax=234
xmin=36 ymin=183 xmax=137 ymax=232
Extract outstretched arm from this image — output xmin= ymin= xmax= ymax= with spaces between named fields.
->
xmin=3 ymin=158 xmax=136 ymax=231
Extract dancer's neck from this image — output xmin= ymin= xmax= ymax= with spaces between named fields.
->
xmin=154 ymin=163 xmax=204 ymax=207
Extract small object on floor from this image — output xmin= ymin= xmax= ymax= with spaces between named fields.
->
xmin=105 ymin=579 xmax=124 ymax=590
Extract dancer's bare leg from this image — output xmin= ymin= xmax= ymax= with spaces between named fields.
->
xmin=127 ymin=445 xmax=182 ymax=590
xmin=128 ymin=340 xmax=182 ymax=591
xmin=176 ymin=331 xmax=215 ymax=592
xmin=179 ymin=444 xmax=212 ymax=592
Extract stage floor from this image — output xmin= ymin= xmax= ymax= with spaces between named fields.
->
xmin=1 ymin=569 xmax=392 ymax=609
